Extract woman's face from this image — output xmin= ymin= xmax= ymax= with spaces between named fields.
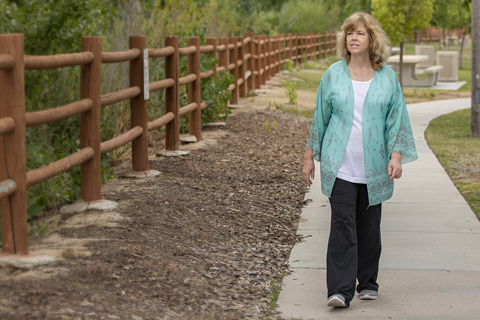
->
xmin=346 ymin=23 xmax=370 ymax=57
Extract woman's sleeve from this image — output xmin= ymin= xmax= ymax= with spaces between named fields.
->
xmin=385 ymin=76 xmax=418 ymax=164
xmin=306 ymin=76 xmax=331 ymax=162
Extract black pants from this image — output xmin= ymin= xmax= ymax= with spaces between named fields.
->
xmin=327 ymin=178 xmax=382 ymax=303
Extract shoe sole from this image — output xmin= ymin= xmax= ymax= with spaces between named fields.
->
xmin=360 ymin=294 xmax=377 ymax=300
xmin=327 ymin=297 xmax=347 ymax=307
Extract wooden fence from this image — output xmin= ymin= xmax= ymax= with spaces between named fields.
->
xmin=0 ymin=31 xmax=336 ymax=256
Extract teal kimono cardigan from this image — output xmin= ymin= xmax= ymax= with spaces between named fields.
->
xmin=306 ymin=60 xmax=418 ymax=206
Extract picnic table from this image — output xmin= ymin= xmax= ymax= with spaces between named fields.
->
xmin=387 ymin=54 xmax=443 ymax=87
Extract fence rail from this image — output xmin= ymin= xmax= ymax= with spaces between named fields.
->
xmin=0 ymin=31 xmax=336 ymax=256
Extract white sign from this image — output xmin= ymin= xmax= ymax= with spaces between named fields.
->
xmin=143 ymin=49 xmax=150 ymax=100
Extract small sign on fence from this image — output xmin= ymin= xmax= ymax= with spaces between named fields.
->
xmin=143 ymin=49 xmax=150 ymax=100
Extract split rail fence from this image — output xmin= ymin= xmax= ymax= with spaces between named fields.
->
xmin=0 ymin=31 xmax=336 ymax=256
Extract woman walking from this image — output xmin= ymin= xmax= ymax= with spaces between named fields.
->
xmin=302 ymin=12 xmax=417 ymax=308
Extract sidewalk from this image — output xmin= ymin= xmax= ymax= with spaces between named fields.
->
xmin=277 ymin=98 xmax=480 ymax=319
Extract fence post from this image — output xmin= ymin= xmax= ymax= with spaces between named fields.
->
xmin=245 ymin=32 xmax=254 ymax=95
xmin=278 ymin=34 xmax=282 ymax=71
xmin=296 ymin=34 xmax=300 ymax=66
xmin=306 ymin=34 xmax=309 ymax=61
xmin=262 ymin=35 xmax=267 ymax=81
xmin=305 ymin=33 xmax=310 ymax=63
xmin=80 ymin=36 xmax=102 ymax=203
xmin=327 ymin=32 xmax=330 ymax=56
xmin=276 ymin=35 xmax=281 ymax=74
xmin=293 ymin=33 xmax=298 ymax=67
xmin=253 ymin=36 xmax=261 ymax=89
xmin=285 ymin=33 xmax=292 ymax=65
xmin=317 ymin=32 xmax=321 ymax=60
xmin=0 ymin=34 xmax=28 ymax=255
xmin=301 ymin=34 xmax=305 ymax=65
xmin=310 ymin=34 xmax=314 ymax=59
xmin=322 ymin=32 xmax=326 ymax=59
xmin=229 ymin=37 xmax=238 ymax=105
xmin=262 ymin=35 xmax=267 ymax=84
xmin=261 ymin=35 xmax=267 ymax=81
xmin=269 ymin=35 xmax=275 ymax=78
xmin=165 ymin=36 xmax=179 ymax=151
xmin=218 ymin=37 xmax=228 ymax=110
xmin=188 ymin=37 xmax=201 ymax=141
xmin=207 ymin=37 xmax=217 ymax=78
xmin=306 ymin=34 xmax=310 ymax=61
xmin=304 ymin=34 xmax=307 ymax=63
xmin=273 ymin=35 xmax=277 ymax=75
xmin=296 ymin=34 xmax=301 ymax=66
xmin=270 ymin=34 xmax=274 ymax=76
xmin=219 ymin=37 xmax=228 ymax=73
xmin=237 ymin=36 xmax=246 ymax=99
xmin=331 ymin=32 xmax=335 ymax=56
xmin=127 ymin=36 xmax=151 ymax=176
xmin=312 ymin=33 xmax=315 ymax=59
xmin=307 ymin=34 xmax=310 ymax=62
xmin=277 ymin=35 xmax=281 ymax=72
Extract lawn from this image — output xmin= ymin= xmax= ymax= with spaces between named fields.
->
xmin=425 ymin=108 xmax=480 ymax=220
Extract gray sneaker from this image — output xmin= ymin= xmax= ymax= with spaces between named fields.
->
xmin=359 ymin=289 xmax=378 ymax=300
xmin=327 ymin=294 xmax=348 ymax=308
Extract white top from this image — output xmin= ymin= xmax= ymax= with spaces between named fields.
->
xmin=336 ymin=79 xmax=372 ymax=184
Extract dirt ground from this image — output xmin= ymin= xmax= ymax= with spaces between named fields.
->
xmin=0 ymin=78 xmax=313 ymax=320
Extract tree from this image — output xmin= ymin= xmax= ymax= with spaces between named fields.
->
xmin=456 ymin=1 xmax=471 ymax=70
xmin=324 ymin=0 xmax=372 ymax=19
xmin=431 ymin=0 xmax=471 ymax=57
xmin=471 ymin=0 xmax=479 ymax=136
xmin=371 ymin=0 xmax=434 ymax=88
xmin=251 ymin=0 xmax=340 ymax=35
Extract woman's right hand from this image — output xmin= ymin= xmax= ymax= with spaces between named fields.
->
xmin=303 ymin=150 xmax=315 ymax=187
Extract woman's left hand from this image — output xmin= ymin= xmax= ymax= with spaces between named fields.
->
xmin=388 ymin=154 xmax=402 ymax=181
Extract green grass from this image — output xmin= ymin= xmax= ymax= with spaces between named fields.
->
xmin=425 ymin=108 xmax=480 ymax=220
xmin=289 ymin=71 xmax=324 ymax=91
xmin=272 ymin=101 xmax=314 ymax=119
xmin=267 ymin=272 xmax=286 ymax=313
xmin=269 ymin=281 xmax=282 ymax=310
xmin=458 ymin=69 xmax=471 ymax=92
xmin=286 ymin=56 xmax=336 ymax=91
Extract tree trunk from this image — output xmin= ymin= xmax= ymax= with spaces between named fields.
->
xmin=438 ymin=27 xmax=442 ymax=50
xmin=460 ymin=29 xmax=466 ymax=70
xmin=399 ymin=41 xmax=404 ymax=89
xmin=471 ymin=0 xmax=480 ymax=137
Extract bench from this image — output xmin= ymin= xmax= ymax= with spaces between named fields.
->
xmin=423 ymin=65 xmax=443 ymax=87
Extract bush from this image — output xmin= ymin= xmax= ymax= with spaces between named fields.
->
xmin=0 ymin=0 xmax=113 ymax=233
xmin=0 ymin=0 xmax=233 ymax=241
xmin=283 ymin=80 xmax=298 ymax=105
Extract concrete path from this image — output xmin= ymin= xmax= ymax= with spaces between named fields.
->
xmin=277 ymin=98 xmax=480 ymax=320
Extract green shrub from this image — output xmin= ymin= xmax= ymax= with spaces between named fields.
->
xmin=283 ymin=80 xmax=298 ymax=105
xmin=0 ymin=0 xmax=113 ymax=237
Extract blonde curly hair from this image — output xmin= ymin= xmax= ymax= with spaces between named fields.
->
xmin=336 ymin=12 xmax=390 ymax=70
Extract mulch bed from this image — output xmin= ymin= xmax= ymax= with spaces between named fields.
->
xmin=0 ymin=109 xmax=312 ymax=320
